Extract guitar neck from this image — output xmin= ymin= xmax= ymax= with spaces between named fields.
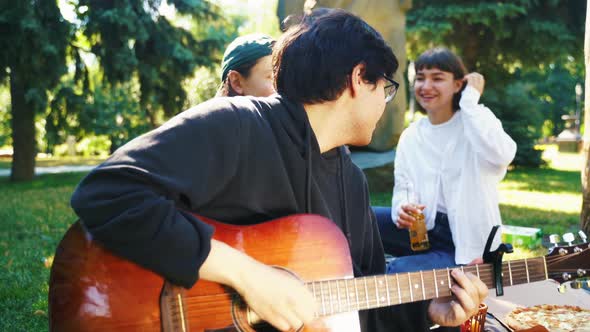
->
xmin=306 ymin=257 xmax=548 ymax=316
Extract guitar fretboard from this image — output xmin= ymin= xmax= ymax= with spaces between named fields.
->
xmin=305 ymin=257 xmax=548 ymax=316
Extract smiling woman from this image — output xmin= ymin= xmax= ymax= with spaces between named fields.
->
xmin=374 ymin=47 xmax=518 ymax=275
xmin=369 ymin=148 xmax=583 ymax=246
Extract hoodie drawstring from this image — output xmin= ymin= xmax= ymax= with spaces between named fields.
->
xmin=305 ymin=123 xmax=312 ymax=213
xmin=338 ymin=147 xmax=352 ymax=244
xmin=303 ymin=118 xmax=351 ymax=247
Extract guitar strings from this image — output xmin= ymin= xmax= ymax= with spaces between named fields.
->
xmin=178 ymin=256 xmax=572 ymax=311
xmin=167 ymin=254 xmax=586 ymax=320
xmin=178 ymin=272 xmax=550 ymax=306
xmin=177 ymin=263 xmax=551 ymax=302
xmin=174 ymin=272 xmax=552 ymax=321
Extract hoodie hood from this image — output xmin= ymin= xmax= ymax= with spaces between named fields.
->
xmin=267 ymin=95 xmax=315 ymax=213
xmin=268 ymin=95 xmax=315 ymax=155
xmin=262 ymin=95 xmax=354 ymax=242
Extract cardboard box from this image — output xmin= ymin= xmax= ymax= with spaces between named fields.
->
xmin=502 ymin=225 xmax=543 ymax=249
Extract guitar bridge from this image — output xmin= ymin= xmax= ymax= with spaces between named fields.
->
xmin=160 ymin=281 xmax=190 ymax=332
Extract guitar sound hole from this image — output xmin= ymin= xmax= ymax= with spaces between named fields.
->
xmin=205 ymin=323 xmax=299 ymax=332
xmin=251 ymin=322 xmax=280 ymax=331
xmin=231 ymin=266 xmax=304 ymax=332
xmin=231 ymin=296 xmax=288 ymax=332
xmin=252 ymin=321 xmax=303 ymax=332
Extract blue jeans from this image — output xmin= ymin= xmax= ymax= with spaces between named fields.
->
xmin=373 ymin=206 xmax=457 ymax=273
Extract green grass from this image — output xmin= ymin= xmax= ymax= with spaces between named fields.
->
xmin=0 ymin=149 xmax=584 ymax=331
xmin=0 ymin=173 xmax=86 ymax=332
xmin=367 ymin=147 xmax=584 ymax=259
xmin=498 ymin=149 xmax=581 ymax=236
xmin=0 ymin=156 xmax=105 ymax=169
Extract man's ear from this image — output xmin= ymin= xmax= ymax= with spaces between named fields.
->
xmin=349 ymin=63 xmax=366 ymax=98
xmin=227 ymin=70 xmax=244 ymax=95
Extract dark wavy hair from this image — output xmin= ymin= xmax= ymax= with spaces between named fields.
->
xmin=273 ymin=9 xmax=398 ymax=104
xmin=415 ymin=47 xmax=467 ymax=112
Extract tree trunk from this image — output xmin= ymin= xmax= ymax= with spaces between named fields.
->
xmin=462 ymin=32 xmax=480 ymax=71
xmin=580 ymin=0 xmax=590 ymax=235
xmin=9 ymin=69 xmax=36 ymax=181
xmin=145 ymin=104 xmax=158 ymax=129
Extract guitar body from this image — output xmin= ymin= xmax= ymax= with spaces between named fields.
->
xmin=49 ymin=214 xmax=361 ymax=331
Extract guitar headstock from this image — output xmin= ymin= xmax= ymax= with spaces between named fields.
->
xmin=546 ymin=231 xmax=590 ymax=286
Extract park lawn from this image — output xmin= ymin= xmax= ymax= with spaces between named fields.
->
xmin=0 ymin=149 xmax=583 ymax=331
xmin=369 ymin=149 xmax=583 ymax=259
xmin=0 ymin=173 xmax=86 ymax=332
xmin=497 ymin=153 xmax=581 ymax=236
xmin=0 ymin=156 xmax=105 ymax=169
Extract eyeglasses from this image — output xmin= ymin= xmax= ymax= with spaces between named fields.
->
xmin=382 ymin=74 xmax=399 ymax=103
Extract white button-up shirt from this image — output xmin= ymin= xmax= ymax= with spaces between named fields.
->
xmin=391 ymin=86 xmax=517 ymax=264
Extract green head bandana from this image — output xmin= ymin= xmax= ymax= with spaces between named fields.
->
xmin=221 ymin=34 xmax=274 ymax=81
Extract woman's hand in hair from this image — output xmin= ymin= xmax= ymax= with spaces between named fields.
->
xmin=464 ymin=72 xmax=485 ymax=95
xmin=396 ymin=204 xmax=426 ymax=229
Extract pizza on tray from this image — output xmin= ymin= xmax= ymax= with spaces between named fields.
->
xmin=504 ymin=304 xmax=590 ymax=331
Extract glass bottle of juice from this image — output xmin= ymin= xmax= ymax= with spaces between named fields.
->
xmin=407 ymin=182 xmax=430 ymax=251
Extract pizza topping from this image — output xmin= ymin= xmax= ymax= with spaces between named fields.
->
xmin=505 ymin=304 xmax=590 ymax=332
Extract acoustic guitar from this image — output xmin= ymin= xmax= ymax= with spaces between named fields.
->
xmin=48 ymin=214 xmax=590 ymax=331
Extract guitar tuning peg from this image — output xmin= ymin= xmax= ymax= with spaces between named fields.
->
xmin=579 ymin=230 xmax=588 ymax=242
xmin=549 ymin=234 xmax=560 ymax=248
xmin=563 ymin=232 xmax=575 ymax=246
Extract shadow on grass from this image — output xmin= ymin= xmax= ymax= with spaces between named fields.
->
xmin=364 ymin=163 xmax=580 ymax=193
xmin=0 ymin=156 xmax=105 ymax=169
xmin=0 ymin=172 xmax=86 ymax=240
xmin=363 ymin=163 xmax=394 ymax=194
xmin=365 ymin=165 xmax=581 ymax=198
xmin=504 ymin=167 xmax=580 ymax=195
xmin=0 ymin=172 xmax=87 ymax=190
xmin=370 ymin=191 xmax=393 ymax=207
xmin=368 ymin=194 xmax=580 ymax=236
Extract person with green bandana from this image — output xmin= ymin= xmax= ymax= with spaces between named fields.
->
xmin=217 ymin=33 xmax=276 ymax=97
xmin=70 ymin=11 xmax=488 ymax=331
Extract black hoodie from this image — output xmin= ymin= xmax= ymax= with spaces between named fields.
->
xmin=71 ymin=95 xmax=431 ymax=331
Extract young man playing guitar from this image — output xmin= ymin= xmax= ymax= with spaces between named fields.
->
xmin=69 ymin=10 xmax=487 ymax=332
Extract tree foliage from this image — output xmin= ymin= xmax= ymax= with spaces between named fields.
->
xmin=0 ymin=0 xmax=239 ymax=180
xmin=44 ymin=0 xmax=240 ymax=155
xmin=524 ymin=60 xmax=583 ymax=137
xmin=407 ymin=1 xmax=584 ymax=71
xmin=485 ymin=79 xmax=545 ymax=167
xmin=0 ymin=0 xmax=70 ymax=180
xmin=407 ymin=0 xmax=586 ymax=167
xmin=80 ymin=80 xmax=149 ymax=153
xmin=74 ymin=0 xmax=229 ymax=123
xmin=49 ymin=0 xmax=240 ymax=149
